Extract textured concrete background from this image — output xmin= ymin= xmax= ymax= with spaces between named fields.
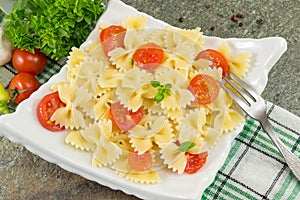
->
xmin=0 ymin=0 xmax=299 ymax=199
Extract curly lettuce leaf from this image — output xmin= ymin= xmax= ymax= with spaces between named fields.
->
xmin=4 ymin=0 xmax=105 ymax=60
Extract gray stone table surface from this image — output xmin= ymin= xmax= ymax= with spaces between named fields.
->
xmin=0 ymin=0 xmax=299 ymax=199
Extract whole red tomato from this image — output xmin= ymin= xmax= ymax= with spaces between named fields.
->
xmin=12 ymin=48 xmax=47 ymax=75
xmin=9 ymin=73 xmax=40 ymax=104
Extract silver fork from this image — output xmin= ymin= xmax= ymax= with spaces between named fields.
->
xmin=218 ymin=72 xmax=300 ymax=180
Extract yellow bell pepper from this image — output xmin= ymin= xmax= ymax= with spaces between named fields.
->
xmin=0 ymin=82 xmax=10 ymax=114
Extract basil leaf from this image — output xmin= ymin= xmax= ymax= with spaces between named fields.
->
xmin=165 ymin=91 xmax=171 ymax=96
xmin=165 ymin=83 xmax=172 ymax=89
xmin=154 ymin=92 xmax=164 ymax=103
xmin=151 ymin=81 xmax=161 ymax=88
xmin=157 ymin=86 xmax=165 ymax=93
xmin=151 ymin=81 xmax=173 ymax=103
xmin=179 ymin=141 xmax=196 ymax=152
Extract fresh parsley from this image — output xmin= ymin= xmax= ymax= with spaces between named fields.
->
xmin=150 ymin=80 xmax=172 ymax=103
xmin=4 ymin=0 xmax=105 ymax=60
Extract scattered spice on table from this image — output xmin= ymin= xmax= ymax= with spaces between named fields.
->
xmin=178 ymin=17 xmax=184 ymax=23
xmin=237 ymin=13 xmax=245 ymax=18
xmin=231 ymin=12 xmax=246 ymax=27
xmin=231 ymin=15 xmax=238 ymax=22
xmin=256 ymin=18 xmax=264 ymax=25
xmin=205 ymin=3 xmax=211 ymax=9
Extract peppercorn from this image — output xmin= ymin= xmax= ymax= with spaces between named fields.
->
xmin=178 ymin=17 xmax=184 ymax=23
xmin=210 ymin=26 xmax=215 ymax=31
xmin=237 ymin=13 xmax=245 ymax=18
xmin=231 ymin=15 xmax=238 ymax=22
xmin=256 ymin=18 xmax=264 ymax=25
xmin=238 ymin=22 xmax=244 ymax=27
xmin=205 ymin=3 xmax=211 ymax=9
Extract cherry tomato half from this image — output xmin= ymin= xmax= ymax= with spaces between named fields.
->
xmin=100 ymin=25 xmax=126 ymax=55
xmin=184 ymin=151 xmax=208 ymax=174
xmin=36 ymin=92 xmax=66 ymax=132
xmin=195 ymin=49 xmax=228 ymax=76
xmin=12 ymin=48 xmax=47 ymax=75
xmin=132 ymin=42 xmax=164 ymax=71
xmin=188 ymin=74 xmax=220 ymax=104
xmin=109 ymin=102 xmax=144 ymax=131
xmin=9 ymin=73 xmax=40 ymax=104
xmin=128 ymin=150 xmax=153 ymax=171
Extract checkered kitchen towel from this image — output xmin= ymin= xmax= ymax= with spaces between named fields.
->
xmin=203 ymin=103 xmax=300 ymax=200
xmin=1 ymin=14 xmax=299 ymax=200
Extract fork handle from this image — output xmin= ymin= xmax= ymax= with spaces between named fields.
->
xmin=260 ymin=118 xmax=300 ymax=180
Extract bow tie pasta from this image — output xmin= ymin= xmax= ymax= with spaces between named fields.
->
xmin=41 ymin=15 xmax=251 ymax=184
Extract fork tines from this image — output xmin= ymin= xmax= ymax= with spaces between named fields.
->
xmin=218 ymin=72 xmax=257 ymax=109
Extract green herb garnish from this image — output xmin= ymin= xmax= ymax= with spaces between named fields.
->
xmin=150 ymin=80 xmax=172 ymax=103
xmin=4 ymin=0 xmax=105 ymax=60
xmin=179 ymin=141 xmax=196 ymax=152
xmin=130 ymin=58 xmax=134 ymax=66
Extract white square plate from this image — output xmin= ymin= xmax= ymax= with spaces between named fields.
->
xmin=0 ymin=0 xmax=287 ymax=199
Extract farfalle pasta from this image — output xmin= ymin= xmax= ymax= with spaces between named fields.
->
xmin=217 ymin=41 xmax=251 ymax=78
xmin=46 ymin=15 xmax=252 ymax=184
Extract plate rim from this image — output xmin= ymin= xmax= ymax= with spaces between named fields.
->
xmin=0 ymin=0 xmax=287 ymax=199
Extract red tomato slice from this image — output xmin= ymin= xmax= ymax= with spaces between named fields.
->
xmin=195 ymin=49 xmax=228 ymax=76
xmin=128 ymin=150 xmax=153 ymax=171
xmin=132 ymin=42 xmax=164 ymax=71
xmin=184 ymin=151 xmax=208 ymax=174
xmin=36 ymin=92 xmax=66 ymax=132
xmin=188 ymin=74 xmax=220 ymax=104
xmin=109 ymin=102 xmax=144 ymax=131
xmin=100 ymin=25 xmax=126 ymax=55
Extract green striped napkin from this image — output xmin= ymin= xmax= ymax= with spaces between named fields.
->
xmin=203 ymin=103 xmax=300 ymax=199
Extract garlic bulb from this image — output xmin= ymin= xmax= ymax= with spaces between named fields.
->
xmin=0 ymin=27 xmax=13 ymax=66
